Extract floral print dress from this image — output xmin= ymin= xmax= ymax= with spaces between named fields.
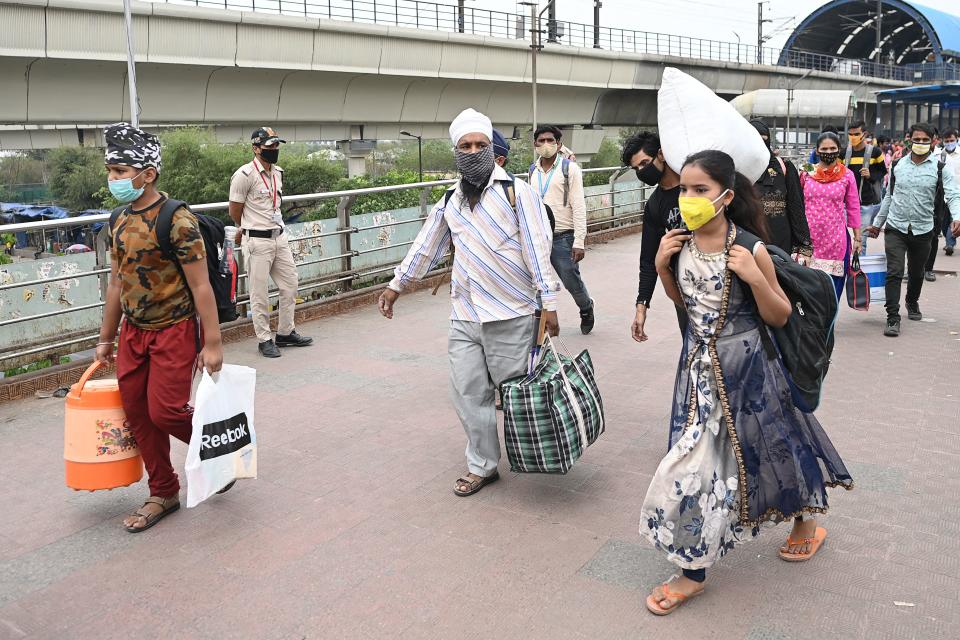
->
xmin=638 ymin=228 xmax=853 ymax=571
xmin=639 ymin=238 xmax=755 ymax=570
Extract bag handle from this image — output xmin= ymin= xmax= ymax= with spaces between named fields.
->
xmin=75 ymin=361 xmax=102 ymax=397
xmin=849 ymin=253 xmax=861 ymax=273
xmin=542 ymin=335 xmax=604 ymax=446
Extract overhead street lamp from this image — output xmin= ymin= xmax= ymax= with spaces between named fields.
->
xmin=519 ymin=0 xmax=557 ymax=161
xmin=400 ymin=131 xmax=423 ymax=182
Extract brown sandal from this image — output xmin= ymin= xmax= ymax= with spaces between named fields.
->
xmin=125 ymin=496 xmax=180 ymax=533
xmin=778 ymin=526 xmax=827 ymax=562
xmin=645 ymin=581 xmax=704 ymax=616
xmin=453 ymin=471 xmax=500 ymax=497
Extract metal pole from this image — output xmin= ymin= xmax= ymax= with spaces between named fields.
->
xmin=547 ymin=0 xmax=557 ymax=43
xmin=875 ymin=0 xmax=882 ymax=62
xmin=593 ymin=1 xmax=601 ymax=49
xmin=122 ymin=0 xmax=139 ymax=127
xmin=525 ymin=2 xmax=538 ymax=138
xmin=786 ymin=88 xmax=792 ymax=150
xmin=458 ymin=0 xmax=465 ymax=33
xmin=417 ymin=136 xmax=423 ymax=183
xmin=756 ymin=2 xmax=762 ymax=64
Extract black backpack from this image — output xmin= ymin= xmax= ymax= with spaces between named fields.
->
xmin=110 ymin=199 xmax=238 ymax=324
xmin=734 ymin=228 xmax=838 ymax=413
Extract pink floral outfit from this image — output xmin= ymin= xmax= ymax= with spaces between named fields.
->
xmin=801 ymin=168 xmax=861 ymax=277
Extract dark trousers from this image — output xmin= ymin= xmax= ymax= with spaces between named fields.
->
xmin=885 ymin=228 xmax=934 ymax=319
xmin=927 ymin=216 xmax=956 ymax=272
xmin=550 ymin=231 xmax=592 ymax=312
xmin=117 ymin=317 xmax=199 ymax=497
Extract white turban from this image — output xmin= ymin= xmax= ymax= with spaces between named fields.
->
xmin=449 ymin=108 xmax=493 ymax=146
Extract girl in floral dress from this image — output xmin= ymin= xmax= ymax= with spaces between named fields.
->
xmin=802 ymin=131 xmax=861 ymax=299
xmin=640 ymin=151 xmax=853 ymax=616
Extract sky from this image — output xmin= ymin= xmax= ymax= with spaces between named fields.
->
xmin=480 ymin=0 xmax=959 ymax=50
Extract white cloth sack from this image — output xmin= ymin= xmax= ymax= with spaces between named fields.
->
xmin=185 ymin=364 xmax=257 ymax=508
xmin=657 ymin=67 xmax=770 ymax=183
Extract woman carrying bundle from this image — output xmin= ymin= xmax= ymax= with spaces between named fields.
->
xmin=638 ymin=150 xmax=853 ymax=615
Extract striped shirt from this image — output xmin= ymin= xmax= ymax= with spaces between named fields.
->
xmin=388 ymin=164 xmax=560 ymax=322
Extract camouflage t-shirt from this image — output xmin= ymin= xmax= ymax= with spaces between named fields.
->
xmin=109 ymin=202 xmax=205 ymax=329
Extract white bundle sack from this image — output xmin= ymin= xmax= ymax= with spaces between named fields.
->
xmin=185 ymin=364 xmax=257 ymax=507
xmin=657 ymin=67 xmax=770 ymax=183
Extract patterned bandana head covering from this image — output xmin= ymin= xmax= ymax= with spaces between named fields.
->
xmin=103 ymin=123 xmax=162 ymax=173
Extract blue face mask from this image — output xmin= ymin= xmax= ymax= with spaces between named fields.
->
xmin=108 ymin=172 xmax=145 ymax=204
xmin=946 ymin=141 xmax=959 ymax=153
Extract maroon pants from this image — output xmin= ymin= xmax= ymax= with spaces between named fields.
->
xmin=117 ymin=317 xmax=198 ymax=498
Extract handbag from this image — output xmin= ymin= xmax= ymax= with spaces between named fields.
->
xmin=501 ymin=334 xmax=605 ymax=474
xmin=846 ymin=253 xmax=870 ymax=311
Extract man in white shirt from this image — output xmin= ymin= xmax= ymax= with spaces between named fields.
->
xmin=378 ymin=108 xmax=560 ymax=497
xmin=940 ymin=126 xmax=960 ymax=256
xmin=530 ymin=125 xmax=595 ymax=334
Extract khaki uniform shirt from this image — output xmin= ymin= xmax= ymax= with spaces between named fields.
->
xmin=229 ymin=159 xmax=284 ymax=230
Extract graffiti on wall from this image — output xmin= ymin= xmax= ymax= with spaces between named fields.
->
xmin=37 ymin=261 xmax=82 ymax=306
xmin=288 ymin=222 xmax=326 ymax=264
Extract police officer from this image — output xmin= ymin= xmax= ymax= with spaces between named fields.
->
xmin=229 ymin=127 xmax=312 ymax=357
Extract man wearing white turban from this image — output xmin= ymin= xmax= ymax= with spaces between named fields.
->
xmin=379 ymin=108 xmax=561 ymax=496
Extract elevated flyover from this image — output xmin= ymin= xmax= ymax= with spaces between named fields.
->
xmin=0 ymin=0 xmax=912 ymax=148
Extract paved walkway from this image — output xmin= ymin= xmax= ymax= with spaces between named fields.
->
xmin=1 ymin=234 xmax=959 ymax=640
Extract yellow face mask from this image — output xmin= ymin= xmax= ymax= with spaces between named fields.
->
xmin=679 ymin=189 xmax=730 ymax=230
xmin=848 ymin=133 xmax=864 ymax=145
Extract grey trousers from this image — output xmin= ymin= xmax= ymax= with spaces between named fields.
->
xmin=449 ymin=315 xmax=536 ymax=477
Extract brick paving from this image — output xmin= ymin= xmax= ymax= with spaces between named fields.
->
xmin=1 ymin=233 xmax=959 ymax=640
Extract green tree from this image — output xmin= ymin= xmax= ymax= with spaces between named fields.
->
xmin=47 ymin=147 xmax=107 ymax=210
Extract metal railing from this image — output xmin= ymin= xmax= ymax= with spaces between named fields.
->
xmin=153 ymin=0 xmax=920 ymax=82
xmin=0 ymin=166 xmax=646 ymax=363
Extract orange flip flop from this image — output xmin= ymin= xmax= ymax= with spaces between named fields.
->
xmin=778 ymin=526 xmax=827 ymax=562
xmin=645 ymin=582 xmax=704 ymax=616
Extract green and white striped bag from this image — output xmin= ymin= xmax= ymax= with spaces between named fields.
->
xmin=501 ymin=336 xmax=605 ymax=474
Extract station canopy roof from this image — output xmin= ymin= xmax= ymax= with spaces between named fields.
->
xmin=782 ymin=0 xmax=960 ymax=65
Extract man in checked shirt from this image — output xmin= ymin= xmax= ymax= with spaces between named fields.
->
xmin=378 ymin=108 xmax=561 ymax=497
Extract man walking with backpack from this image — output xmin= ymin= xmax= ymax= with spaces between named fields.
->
xmin=867 ymin=123 xmax=960 ymax=337
xmin=531 ymin=125 xmax=594 ymax=334
xmin=377 ymin=108 xmax=559 ymax=497
xmin=96 ymin=123 xmax=226 ymax=532
xmin=842 ymin=121 xmax=887 ymax=254
xmin=229 ymin=127 xmax=313 ymax=358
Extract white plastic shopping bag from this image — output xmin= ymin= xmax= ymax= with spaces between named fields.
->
xmin=185 ymin=364 xmax=257 ymax=507
xmin=657 ymin=67 xmax=770 ymax=183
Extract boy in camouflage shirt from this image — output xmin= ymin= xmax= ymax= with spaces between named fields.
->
xmin=95 ymin=123 xmax=225 ymax=532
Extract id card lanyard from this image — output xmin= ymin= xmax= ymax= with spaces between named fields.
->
xmin=537 ymin=161 xmax=559 ymax=199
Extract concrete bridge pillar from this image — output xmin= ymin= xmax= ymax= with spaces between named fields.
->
xmin=559 ymin=127 xmax=606 ymax=163
xmin=337 ymin=140 xmax=377 ymax=178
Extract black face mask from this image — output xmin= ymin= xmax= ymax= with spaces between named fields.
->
xmin=635 ymin=160 xmax=664 ymax=186
xmin=259 ymin=148 xmax=280 ymax=164
xmin=818 ymin=151 xmax=839 ymax=165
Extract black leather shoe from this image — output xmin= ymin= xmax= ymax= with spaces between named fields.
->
xmin=216 ymin=480 xmax=236 ymax=495
xmin=259 ymin=340 xmax=281 ymax=358
xmin=580 ymin=301 xmax=595 ymax=335
xmin=276 ymin=331 xmax=313 ymax=347
xmin=906 ymin=303 xmax=922 ymax=321
xmin=925 ymin=271 xmax=937 ymax=282
xmin=945 ymin=246 xmax=954 ymax=256
xmin=884 ymin=317 xmax=901 ymax=337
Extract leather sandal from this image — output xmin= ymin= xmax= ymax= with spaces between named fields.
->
xmin=453 ymin=471 xmax=500 ymax=497
xmin=645 ymin=581 xmax=704 ymax=616
xmin=124 ymin=496 xmax=180 ymax=533
xmin=778 ymin=526 xmax=827 ymax=562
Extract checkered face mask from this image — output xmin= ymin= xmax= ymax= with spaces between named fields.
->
xmin=455 ymin=146 xmax=495 ymax=188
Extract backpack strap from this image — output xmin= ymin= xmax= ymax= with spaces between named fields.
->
xmin=732 ymin=226 xmax=777 ymax=360
xmin=108 ymin=206 xmax=125 ymax=246
xmin=843 ymin=144 xmax=854 ymax=166
xmin=775 ymin=156 xmax=786 ymax=175
xmin=155 ymin=198 xmax=189 ymax=264
xmin=889 ymin=158 xmax=901 ymax=195
xmin=561 ymin=158 xmax=570 ymax=208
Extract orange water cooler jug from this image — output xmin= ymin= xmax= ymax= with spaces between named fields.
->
xmin=64 ymin=361 xmax=143 ymax=491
